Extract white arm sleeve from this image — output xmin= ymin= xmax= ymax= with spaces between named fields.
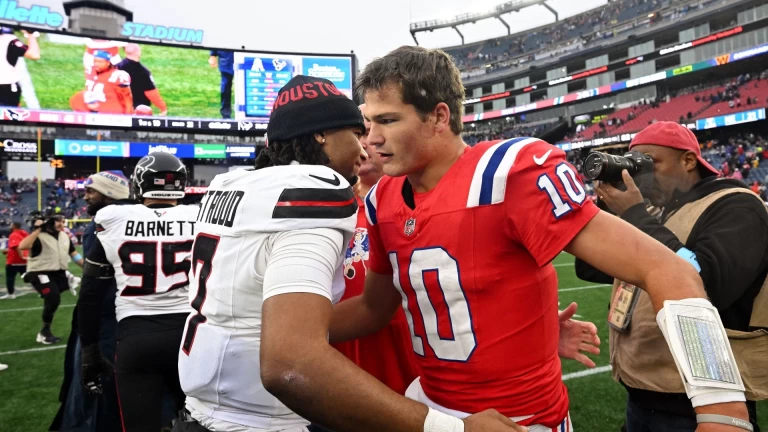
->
xmin=263 ymin=228 xmax=345 ymax=302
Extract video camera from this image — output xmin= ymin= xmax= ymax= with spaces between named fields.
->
xmin=582 ymin=150 xmax=655 ymax=197
xmin=26 ymin=210 xmax=64 ymax=235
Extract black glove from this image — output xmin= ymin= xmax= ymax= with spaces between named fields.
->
xmin=81 ymin=343 xmax=114 ymax=396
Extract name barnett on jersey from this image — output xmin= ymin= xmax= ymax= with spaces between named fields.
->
xmin=124 ymin=219 xmax=197 ymax=238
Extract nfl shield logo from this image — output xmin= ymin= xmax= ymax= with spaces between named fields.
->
xmin=404 ymin=218 xmax=416 ymax=236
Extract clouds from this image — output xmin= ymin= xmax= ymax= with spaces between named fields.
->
xmin=15 ymin=0 xmax=607 ymax=67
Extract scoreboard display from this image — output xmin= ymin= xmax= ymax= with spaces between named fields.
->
xmin=238 ymin=56 xmax=295 ymax=118
xmin=233 ymin=53 xmax=353 ymax=121
xmin=0 ymin=28 xmax=354 ymax=134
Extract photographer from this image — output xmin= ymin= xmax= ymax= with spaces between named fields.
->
xmin=587 ymin=121 xmax=768 ymax=431
xmin=18 ymin=211 xmax=84 ymax=345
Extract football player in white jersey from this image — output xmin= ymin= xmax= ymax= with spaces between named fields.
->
xmin=174 ymin=76 xmax=525 ymax=432
xmin=76 ymin=152 xmax=199 ymax=432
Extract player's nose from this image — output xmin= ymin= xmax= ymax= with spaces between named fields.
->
xmin=367 ymin=123 xmax=385 ymax=147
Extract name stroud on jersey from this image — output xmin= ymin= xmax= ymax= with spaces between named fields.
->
xmin=196 ymin=190 xmax=245 ymax=227
xmin=125 ymin=220 xmax=197 ymax=237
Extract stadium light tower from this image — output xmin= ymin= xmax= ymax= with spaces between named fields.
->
xmin=64 ymin=0 xmax=134 ymax=38
xmin=409 ymin=0 xmax=558 ymax=45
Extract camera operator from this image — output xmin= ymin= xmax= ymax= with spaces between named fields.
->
xmin=585 ymin=121 xmax=768 ymax=431
xmin=18 ymin=211 xmax=84 ymax=345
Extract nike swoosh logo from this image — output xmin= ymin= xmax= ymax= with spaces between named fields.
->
xmin=533 ymin=149 xmax=553 ymax=166
xmin=309 ymin=173 xmax=341 ymax=186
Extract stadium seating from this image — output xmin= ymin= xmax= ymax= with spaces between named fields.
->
xmin=566 ymin=73 xmax=768 ymax=141
xmin=696 ymin=79 xmax=768 ymax=119
xmin=0 ymin=179 xmax=89 ymax=236
xmin=444 ymin=0 xmax=715 ymax=72
xmin=463 ymin=119 xmax=558 ymax=145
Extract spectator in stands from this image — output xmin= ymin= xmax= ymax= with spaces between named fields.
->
xmin=1 ymin=221 xmax=28 ymax=300
xmin=588 ymin=122 xmax=767 ymax=431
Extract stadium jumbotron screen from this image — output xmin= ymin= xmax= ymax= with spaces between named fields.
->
xmin=0 ymin=29 xmax=353 ymax=134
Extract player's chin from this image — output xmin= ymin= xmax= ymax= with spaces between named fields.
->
xmin=382 ymin=163 xmax=407 ymax=178
xmin=349 ymin=163 xmax=361 ymax=178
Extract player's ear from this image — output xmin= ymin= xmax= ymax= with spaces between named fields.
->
xmin=433 ymin=102 xmax=450 ymax=134
xmin=314 ymin=132 xmax=326 ymax=146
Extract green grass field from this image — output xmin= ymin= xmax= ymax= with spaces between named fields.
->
xmin=0 ymin=253 xmax=765 ymax=431
xmin=21 ymin=33 xmax=225 ymax=118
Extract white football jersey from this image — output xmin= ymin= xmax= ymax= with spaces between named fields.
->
xmin=95 ymin=203 xmax=199 ymax=321
xmin=179 ymin=165 xmax=357 ymax=431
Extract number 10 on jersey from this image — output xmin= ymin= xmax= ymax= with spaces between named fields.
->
xmin=389 ymin=247 xmax=477 ymax=362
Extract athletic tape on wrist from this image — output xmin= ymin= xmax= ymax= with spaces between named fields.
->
xmin=424 ymin=408 xmax=464 ymax=432
xmin=696 ymin=414 xmax=753 ymax=431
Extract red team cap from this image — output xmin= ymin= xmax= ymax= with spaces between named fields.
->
xmin=629 ymin=121 xmax=720 ymax=176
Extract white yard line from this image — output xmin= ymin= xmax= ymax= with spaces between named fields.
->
xmin=0 ymin=285 xmax=608 ymax=313
xmin=0 ymin=304 xmax=75 ymax=313
xmin=553 ymin=263 xmax=573 ymax=267
xmin=562 ymin=365 xmax=612 ymax=381
xmin=0 ymin=344 xmax=613 ymax=384
xmin=0 ymin=345 xmax=66 ymax=356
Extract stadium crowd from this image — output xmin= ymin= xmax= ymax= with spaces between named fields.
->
xmin=448 ymin=0 xmax=720 ymax=75
xmin=463 ymin=119 xmax=554 ymax=145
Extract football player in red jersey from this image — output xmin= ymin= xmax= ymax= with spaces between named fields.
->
xmin=70 ymin=50 xmax=133 ymax=115
xmin=328 ymin=105 xmax=600 ymax=405
xmin=323 ymin=46 xmax=749 ymax=431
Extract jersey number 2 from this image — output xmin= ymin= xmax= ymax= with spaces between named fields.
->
xmin=390 ymin=247 xmax=477 ymax=362
xmin=181 ymin=234 xmax=220 ymax=355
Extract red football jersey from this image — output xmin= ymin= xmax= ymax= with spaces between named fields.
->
xmin=332 ymin=198 xmax=420 ymax=394
xmin=6 ymin=229 xmax=28 ymax=265
xmin=70 ymin=67 xmax=133 ymax=114
xmin=364 ymin=137 xmax=599 ymax=427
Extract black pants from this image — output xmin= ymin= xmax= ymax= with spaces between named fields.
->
xmin=25 ymin=270 xmax=67 ymax=325
xmin=626 ymin=398 xmax=760 ymax=432
xmin=0 ymin=83 xmax=22 ymax=107
xmin=115 ymin=315 xmax=187 ymax=432
xmin=219 ymin=72 xmax=233 ymax=119
xmin=5 ymin=264 xmax=25 ymax=295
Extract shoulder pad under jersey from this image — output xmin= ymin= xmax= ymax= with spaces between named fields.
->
xmin=196 ymin=165 xmax=358 ymax=235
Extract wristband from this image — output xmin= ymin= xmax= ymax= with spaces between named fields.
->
xmin=696 ymin=414 xmax=753 ymax=431
xmin=424 ymin=408 xmax=464 ymax=432
xmin=72 ymin=253 xmax=83 ymax=262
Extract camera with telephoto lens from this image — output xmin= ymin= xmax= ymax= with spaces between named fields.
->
xmin=582 ymin=150 xmax=655 ymax=197
xmin=26 ymin=210 xmax=63 ymax=235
